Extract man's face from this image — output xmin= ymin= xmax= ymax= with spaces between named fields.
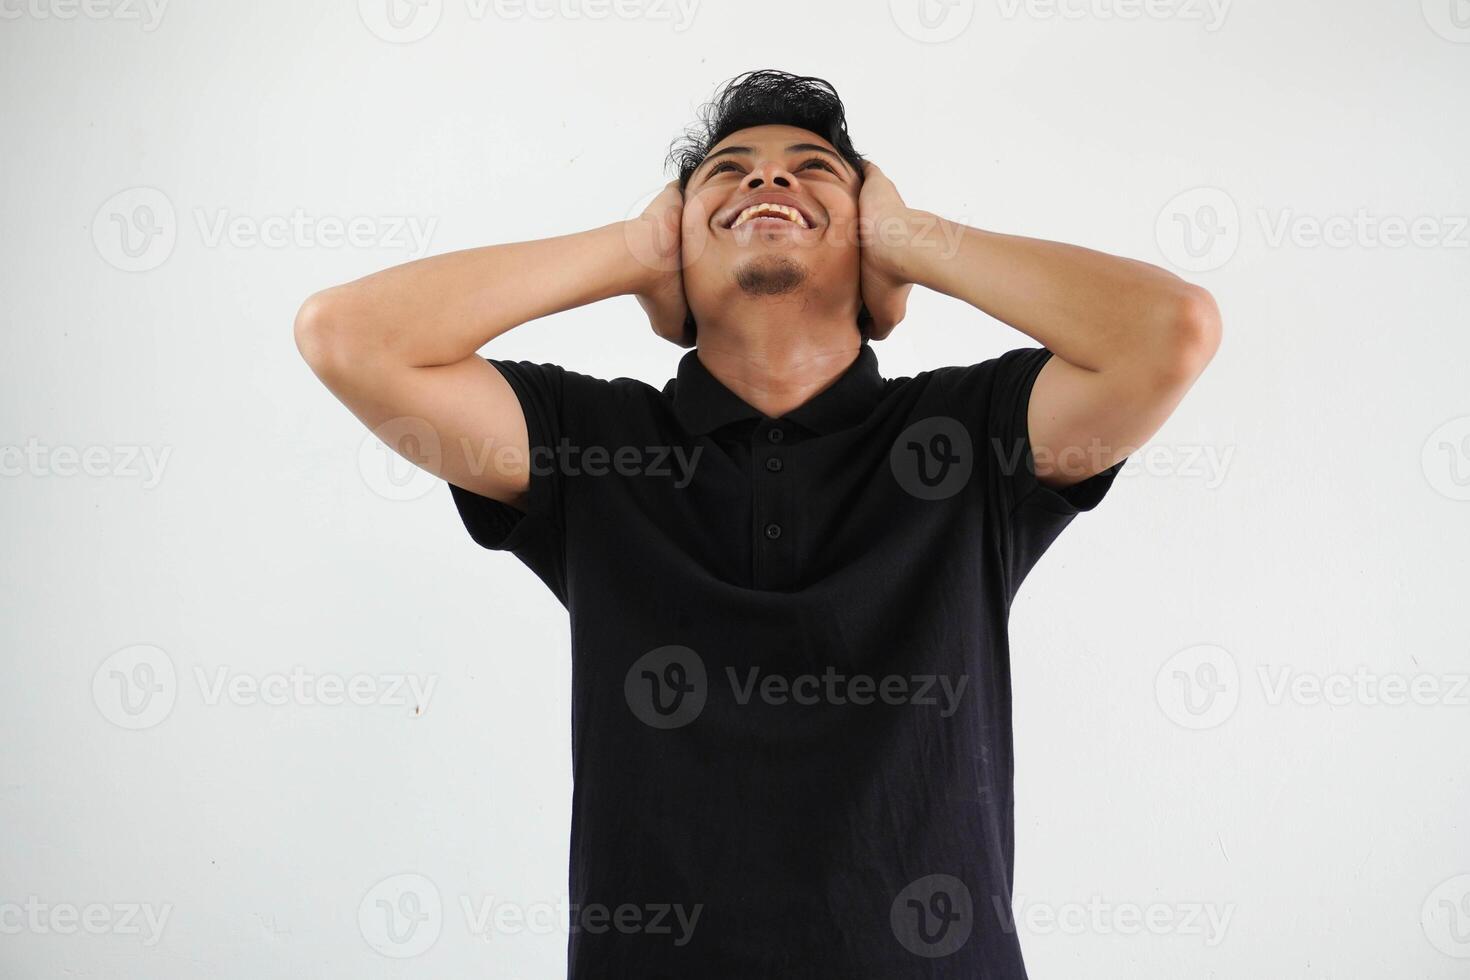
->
xmin=680 ymin=124 xmax=862 ymax=328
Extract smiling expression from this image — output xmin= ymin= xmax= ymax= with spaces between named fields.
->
xmin=680 ymin=124 xmax=863 ymax=324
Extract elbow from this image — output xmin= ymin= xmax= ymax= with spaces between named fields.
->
xmin=1153 ymin=283 xmax=1222 ymax=388
xmin=293 ymin=287 xmax=352 ymax=378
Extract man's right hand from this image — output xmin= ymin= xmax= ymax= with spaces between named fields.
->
xmin=627 ymin=180 xmax=694 ymax=347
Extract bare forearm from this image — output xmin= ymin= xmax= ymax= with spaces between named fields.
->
xmin=295 ymin=221 xmax=647 ymax=370
xmin=901 ymin=213 xmax=1217 ymax=375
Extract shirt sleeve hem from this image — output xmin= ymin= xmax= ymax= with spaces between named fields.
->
xmin=1003 ymin=346 xmax=1127 ymax=520
xmin=445 ymin=358 xmax=562 ymax=552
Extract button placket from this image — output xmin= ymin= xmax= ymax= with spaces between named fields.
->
xmin=753 ymin=422 xmax=795 ymax=589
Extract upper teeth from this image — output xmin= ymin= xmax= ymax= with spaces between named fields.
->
xmin=731 ymin=203 xmax=809 ymax=229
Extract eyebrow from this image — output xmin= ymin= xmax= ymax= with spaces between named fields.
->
xmin=696 ymin=142 xmax=853 ymax=180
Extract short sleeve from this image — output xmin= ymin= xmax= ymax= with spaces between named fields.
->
xmin=983 ymin=346 xmax=1126 ymax=595
xmin=446 ymin=359 xmax=571 ymax=601
xmin=926 ymin=346 xmax=1126 ymax=600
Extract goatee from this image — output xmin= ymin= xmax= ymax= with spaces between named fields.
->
xmin=734 ymin=255 xmax=806 ymax=296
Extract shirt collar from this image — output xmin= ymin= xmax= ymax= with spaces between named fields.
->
xmin=667 ymin=343 xmax=885 ymax=436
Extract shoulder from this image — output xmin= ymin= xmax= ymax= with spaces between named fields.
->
xmin=488 ymin=358 xmax=664 ymax=399
xmin=485 ymin=358 xmax=673 ymax=434
xmin=879 ymin=346 xmax=1053 ymax=409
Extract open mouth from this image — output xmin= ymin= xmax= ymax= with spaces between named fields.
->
xmin=725 ymin=202 xmax=812 ymax=230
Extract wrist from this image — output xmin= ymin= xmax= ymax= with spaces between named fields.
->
xmin=884 ymin=208 xmax=945 ymax=285
xmin=617 ymin=215 xmax=680 ymax=298
xmin=863 ymin=207 xmax=934 ymax=284
xmin=613 ymin=218 xmax=654 ymax=298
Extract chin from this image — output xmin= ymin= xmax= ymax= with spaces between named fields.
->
xmin=733 ymin=254 xmax=808 ymax=296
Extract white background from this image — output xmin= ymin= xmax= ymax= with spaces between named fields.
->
xmin=3 ymin=0 xmax=1469 ymax=977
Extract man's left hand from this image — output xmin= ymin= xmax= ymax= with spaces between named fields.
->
xmin=857 ymin=161 xmax=917 ymax=341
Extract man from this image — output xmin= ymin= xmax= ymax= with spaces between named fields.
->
xmin=296 ymin=70 xmax=1219 ymax=978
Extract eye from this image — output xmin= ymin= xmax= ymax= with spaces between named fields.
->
xmin=708 ymin=160 xmax=743 ymax=176
xmin=798 ymin=157 xmax=837 ymax=174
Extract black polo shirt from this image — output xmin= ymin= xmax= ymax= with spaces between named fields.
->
xmin=448 ymin=342 xmax=1124 ymax=979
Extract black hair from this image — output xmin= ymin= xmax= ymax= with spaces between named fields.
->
xmin=666 ymin=69 xmax=866 ymax=191
xmin=665 ymin=70 xmax=871 ymax=342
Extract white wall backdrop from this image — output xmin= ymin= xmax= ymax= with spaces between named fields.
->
xmin=2 ymin=0 xmax=1468 ymax=977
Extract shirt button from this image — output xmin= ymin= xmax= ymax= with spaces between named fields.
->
xmin=765 ymin=456 xmax=783 ymax=473
xmin=764 ymin=522 xmax=783 ymax=540
xmin=766 ymin=427 xmax=785 ymax=444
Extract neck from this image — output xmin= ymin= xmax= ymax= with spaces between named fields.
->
xmin=691 ymin=291 xmax=864 ymax=418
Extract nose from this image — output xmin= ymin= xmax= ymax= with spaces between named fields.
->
xmin=741 ymin=158 xmax=796 ymax=190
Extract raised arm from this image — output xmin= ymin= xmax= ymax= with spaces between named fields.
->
xmin=293 ymin=184 xmax=687 ymax=509
xmin=859 ymin=164 xmax=1221 ymax=489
